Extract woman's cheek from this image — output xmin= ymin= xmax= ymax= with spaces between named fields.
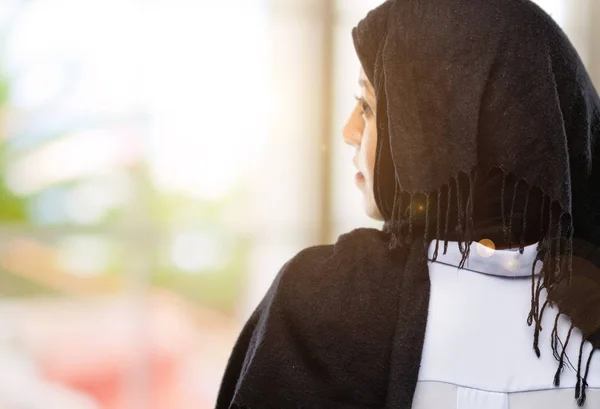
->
xmin=364 ymin=121 xmax=378 ymax=180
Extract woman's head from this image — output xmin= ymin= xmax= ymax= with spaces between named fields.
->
xmin=348 ymin=0 xmax=600 ymax=399
xmin=351 ymin=0 xmax=599 ymax=241
xmin=343 ymin=70 xmax=381 ymax=220
xmin=341 ymin=68 xmax=549 ymax=243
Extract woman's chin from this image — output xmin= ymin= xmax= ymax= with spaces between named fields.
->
xmin=363 ymin=196 xmax=383 ymax=221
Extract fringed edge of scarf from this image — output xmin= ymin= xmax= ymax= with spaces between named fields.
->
xmin=388 ymin=169 xmax=477 ymax=267
xmin=386 ymin=167 xmax=597 ymax=407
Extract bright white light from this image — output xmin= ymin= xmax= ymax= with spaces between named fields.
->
xmin=143 ymin=2 xmax=272 ymax=200
xmin=6 ymin=0 xmax=272 ymax=201
xmin=6 ymin=0 xmax=141 ymax=115
xmin=6 ymin=0 xmax=138 ymax=67
xmin=0 ymin=0 xmax=20 ymax=26
xmin=504 ymin=257 xmax=520 ymax=272
xmin=170 ymin=232 xmax=223 ymax=273
xmin=11 ymin=62 xmax=66 ymax=109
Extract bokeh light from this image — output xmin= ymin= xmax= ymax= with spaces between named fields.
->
xmin=476 ymin=239 xmax=496 ymax=258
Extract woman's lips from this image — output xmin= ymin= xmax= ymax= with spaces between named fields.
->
xmin=355 ymin=172 xmax=365 ymax=184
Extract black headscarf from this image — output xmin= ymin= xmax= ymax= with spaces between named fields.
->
xmin=355 ymin=0 xmax=600 ymax=403
xmin=217 ymin=1 xmax=600 ymax=407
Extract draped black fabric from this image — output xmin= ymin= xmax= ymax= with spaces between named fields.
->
xmin=217 ymin=0 xmax=600 ymax=407
xmin=353 ymin=0 xmax=600 ymax=406
xmin=216 ymin=229 xmax=430 ymax=409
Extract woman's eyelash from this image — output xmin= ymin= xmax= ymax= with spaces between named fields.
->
xmin=354 ymin=95 xmax=372 ymax=115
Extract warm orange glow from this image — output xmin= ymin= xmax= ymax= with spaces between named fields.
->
xmin=476 ymin=239 xmax=496 ymax=258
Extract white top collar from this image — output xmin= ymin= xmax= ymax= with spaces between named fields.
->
xmin=427 ymin=241 xmax=541 ymax=277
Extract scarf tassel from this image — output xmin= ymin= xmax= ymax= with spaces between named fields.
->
xmin=578 ymin=348 xmax=596 ymax=407
xmin=386 ymin=171 xmax=586 ymax=408
xmin=554 ymin=324 xmax=575 ymax=386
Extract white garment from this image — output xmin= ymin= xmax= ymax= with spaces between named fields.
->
xmin=412 ymin=241 xmax=600 ymax=409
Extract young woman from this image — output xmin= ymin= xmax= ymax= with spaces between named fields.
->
xmin=217 ymin=0 xmax=600 ymax=408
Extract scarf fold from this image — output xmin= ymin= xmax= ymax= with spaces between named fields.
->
xmin=217 ymin=0 xmax=600 ymax=407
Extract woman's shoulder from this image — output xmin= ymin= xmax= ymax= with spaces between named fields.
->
xmin=262 ymin=228 xmax=403 ymax=327
xmin=223 ymin=228 xmax=405 ymax=408
xmin=276 ymin=228 xmax=397 ymax=289
xmin=292 ymin=227 xmax=396 ymax=266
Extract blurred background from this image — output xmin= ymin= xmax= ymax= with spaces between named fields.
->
xmin=0 ymin=0 xmax=597 ymax=408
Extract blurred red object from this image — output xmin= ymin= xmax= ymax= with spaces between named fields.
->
xmin=9 ymin=291 xmax=237 ymax=409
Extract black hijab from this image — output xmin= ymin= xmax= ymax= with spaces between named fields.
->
xmin=217 ymin=1 xmax=600 ymax=407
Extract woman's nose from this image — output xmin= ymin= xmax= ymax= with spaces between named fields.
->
xmin=343 ymin=109 xmax=363 ymax=147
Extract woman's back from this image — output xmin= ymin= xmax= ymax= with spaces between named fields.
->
xmin=414 ymin=242 xmax=600 ymax=408
xmin=217 ymin=0 xmax=600 ymax=407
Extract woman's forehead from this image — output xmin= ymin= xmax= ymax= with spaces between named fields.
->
xmin=359 ymin=69 xmax=370 ymax=88
xmin=359 ymin=69 xmax=375 ymax=98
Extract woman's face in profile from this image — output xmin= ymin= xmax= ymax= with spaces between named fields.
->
xmin=343 ymin=70 xmax=382 ymax=220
